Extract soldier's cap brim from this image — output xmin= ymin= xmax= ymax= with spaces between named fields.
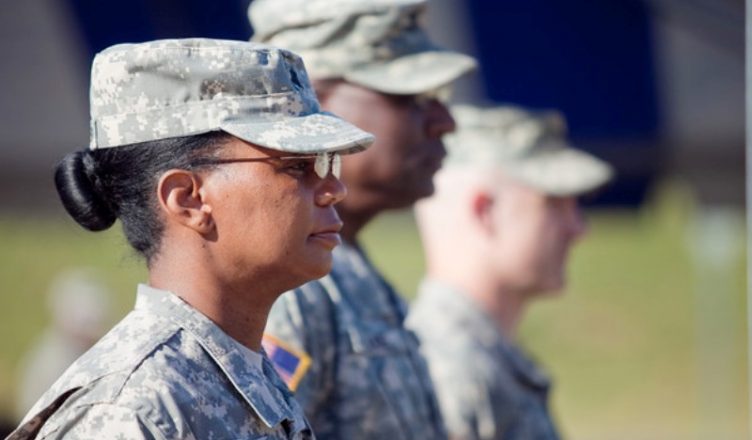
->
xmin=343 ymin=50 xmax=477 ymax=95
xmin=501 ymin=146 xmax=614 ymax=196
xmin=219 ymin=111 xmax=374 ymax=155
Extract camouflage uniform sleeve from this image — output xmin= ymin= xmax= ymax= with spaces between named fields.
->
xmin=430 ymin=360 xmax=486 ymax=440
xmin=422 ymin=339 xmax=514 ymax=440
xmin=37 ymin=404 xmax=162 ymax=440
xmin=265 ymin=281 xmax=337 ymax=414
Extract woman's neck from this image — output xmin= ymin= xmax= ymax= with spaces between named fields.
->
xmin=148 ymin=250 xmax=280 ymax=352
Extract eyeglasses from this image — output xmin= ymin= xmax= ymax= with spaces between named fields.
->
xmin=193 ymin=151 xmax=342 ymax=179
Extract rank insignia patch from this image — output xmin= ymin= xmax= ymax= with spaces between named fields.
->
xmin=262 ymin=333 xmax=312 ymax=392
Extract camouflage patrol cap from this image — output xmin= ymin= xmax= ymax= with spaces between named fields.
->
xmin=88 ymin=38 xmax=374 ymax=153
xmin=248 ymin=0 xmax=476 ymax=95
xmin=444 ymin=105 xmax=614 ymax=196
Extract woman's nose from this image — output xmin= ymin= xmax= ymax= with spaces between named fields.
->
xmin=315 ymin=174 xmax=347 ymax=206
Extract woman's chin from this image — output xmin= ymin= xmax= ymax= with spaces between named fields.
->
xmin=296 ymin=253 xmax=334 ymax=284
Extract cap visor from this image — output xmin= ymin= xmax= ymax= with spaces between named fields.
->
xmin=220 ymin=111 xmax=374 ymax=155
xmin=345 ymin=50 xmax=477 ymax=95
xmin=505 ymin=148 xmax=614 ymax=196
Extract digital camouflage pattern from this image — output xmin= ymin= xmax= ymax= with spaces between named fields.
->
xmin=407 ymin=279 xmax=560 ymax=440
xmin=8 ymin=285 xmax=313 ymax=440
xmin=264 ymin=243 xmax=447 ymax=440
xmin=89 ymin=38 xmax=373 ymax=154
xmin=443 ymin=105 xmax=614 ymax=197
xmin=248 ymin=0 xmax=476 ymax=95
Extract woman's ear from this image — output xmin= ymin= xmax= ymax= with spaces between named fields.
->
xmin=157 ymin=170 xmax=214 ymax=235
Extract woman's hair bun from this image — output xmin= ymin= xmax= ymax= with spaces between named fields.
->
xmin=54 ymin=151 xmax=117 ymax=231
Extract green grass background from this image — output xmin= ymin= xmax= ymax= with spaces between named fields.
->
xmin=0 ymin=179 xmax=747 ymax=439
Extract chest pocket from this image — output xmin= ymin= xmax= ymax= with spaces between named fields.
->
xmin=338 ymin=324 xmax=443 ymax=440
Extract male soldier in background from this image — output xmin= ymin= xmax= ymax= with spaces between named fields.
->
xmin=408 ymin=105 xmax=613 ymax=440
xmin=248 ymin=0 xmax=476 ymax=438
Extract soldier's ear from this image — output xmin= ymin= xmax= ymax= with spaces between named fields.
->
xmin=471 ymin=191 xmax=496 ymax=236
xmin=157 ymin=170 xmax=214 ymax=235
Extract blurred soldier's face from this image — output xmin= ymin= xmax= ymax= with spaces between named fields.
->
xmin=490 ymin=180 xmax=587 ymax=295
xmin=317 ymin=81 xmax=454 ymax=212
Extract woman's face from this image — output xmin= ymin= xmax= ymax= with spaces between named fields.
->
xmin=199 ymin=138 xmax=347 ymax=292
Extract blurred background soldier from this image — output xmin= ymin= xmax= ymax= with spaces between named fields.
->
xmin=248 ymin=0 xmax=476 ymax=438
xmin=15 ymin=269 xmax=113 ymax=419
xmin=408 ymin=105 xmax=613 ymax=440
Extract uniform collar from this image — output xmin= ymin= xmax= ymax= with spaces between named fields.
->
xmin=135 ymin=284 xmax=298 ymax=428
xmin=331 ymin=242 xmax=408 ymax=323
xmin=332 ymin=241 xmax=372 ymax=278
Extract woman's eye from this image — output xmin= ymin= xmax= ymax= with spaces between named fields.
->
xmin=283 ymin=160 xmax=314 ymax=174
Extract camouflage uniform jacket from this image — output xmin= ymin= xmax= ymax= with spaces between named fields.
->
xmin=406 ymin=279 xmax=560 ymax=440
xmin=264 ymin=243 xmax=447 ymax=440
xmin=9 ymin=284 xmax=313 ymax=440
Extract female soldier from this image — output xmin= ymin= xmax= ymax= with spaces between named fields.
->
xmin=8 ymin=38 xmax=373 ymax=439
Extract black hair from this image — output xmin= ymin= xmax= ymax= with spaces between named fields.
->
xmin=54 ymin=132 xmax=231 ymax=264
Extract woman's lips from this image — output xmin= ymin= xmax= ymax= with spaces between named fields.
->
xmin=309 ymin=231 xmax=342 ymax=249
xmin=309 ymin=224 xmax=343 ymax=249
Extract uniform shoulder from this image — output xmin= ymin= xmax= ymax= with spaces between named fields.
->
xmin=267 ymin=277 xmax=339 ymax=335
xmin=16 ymin=311 xmax=181 ymax=434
